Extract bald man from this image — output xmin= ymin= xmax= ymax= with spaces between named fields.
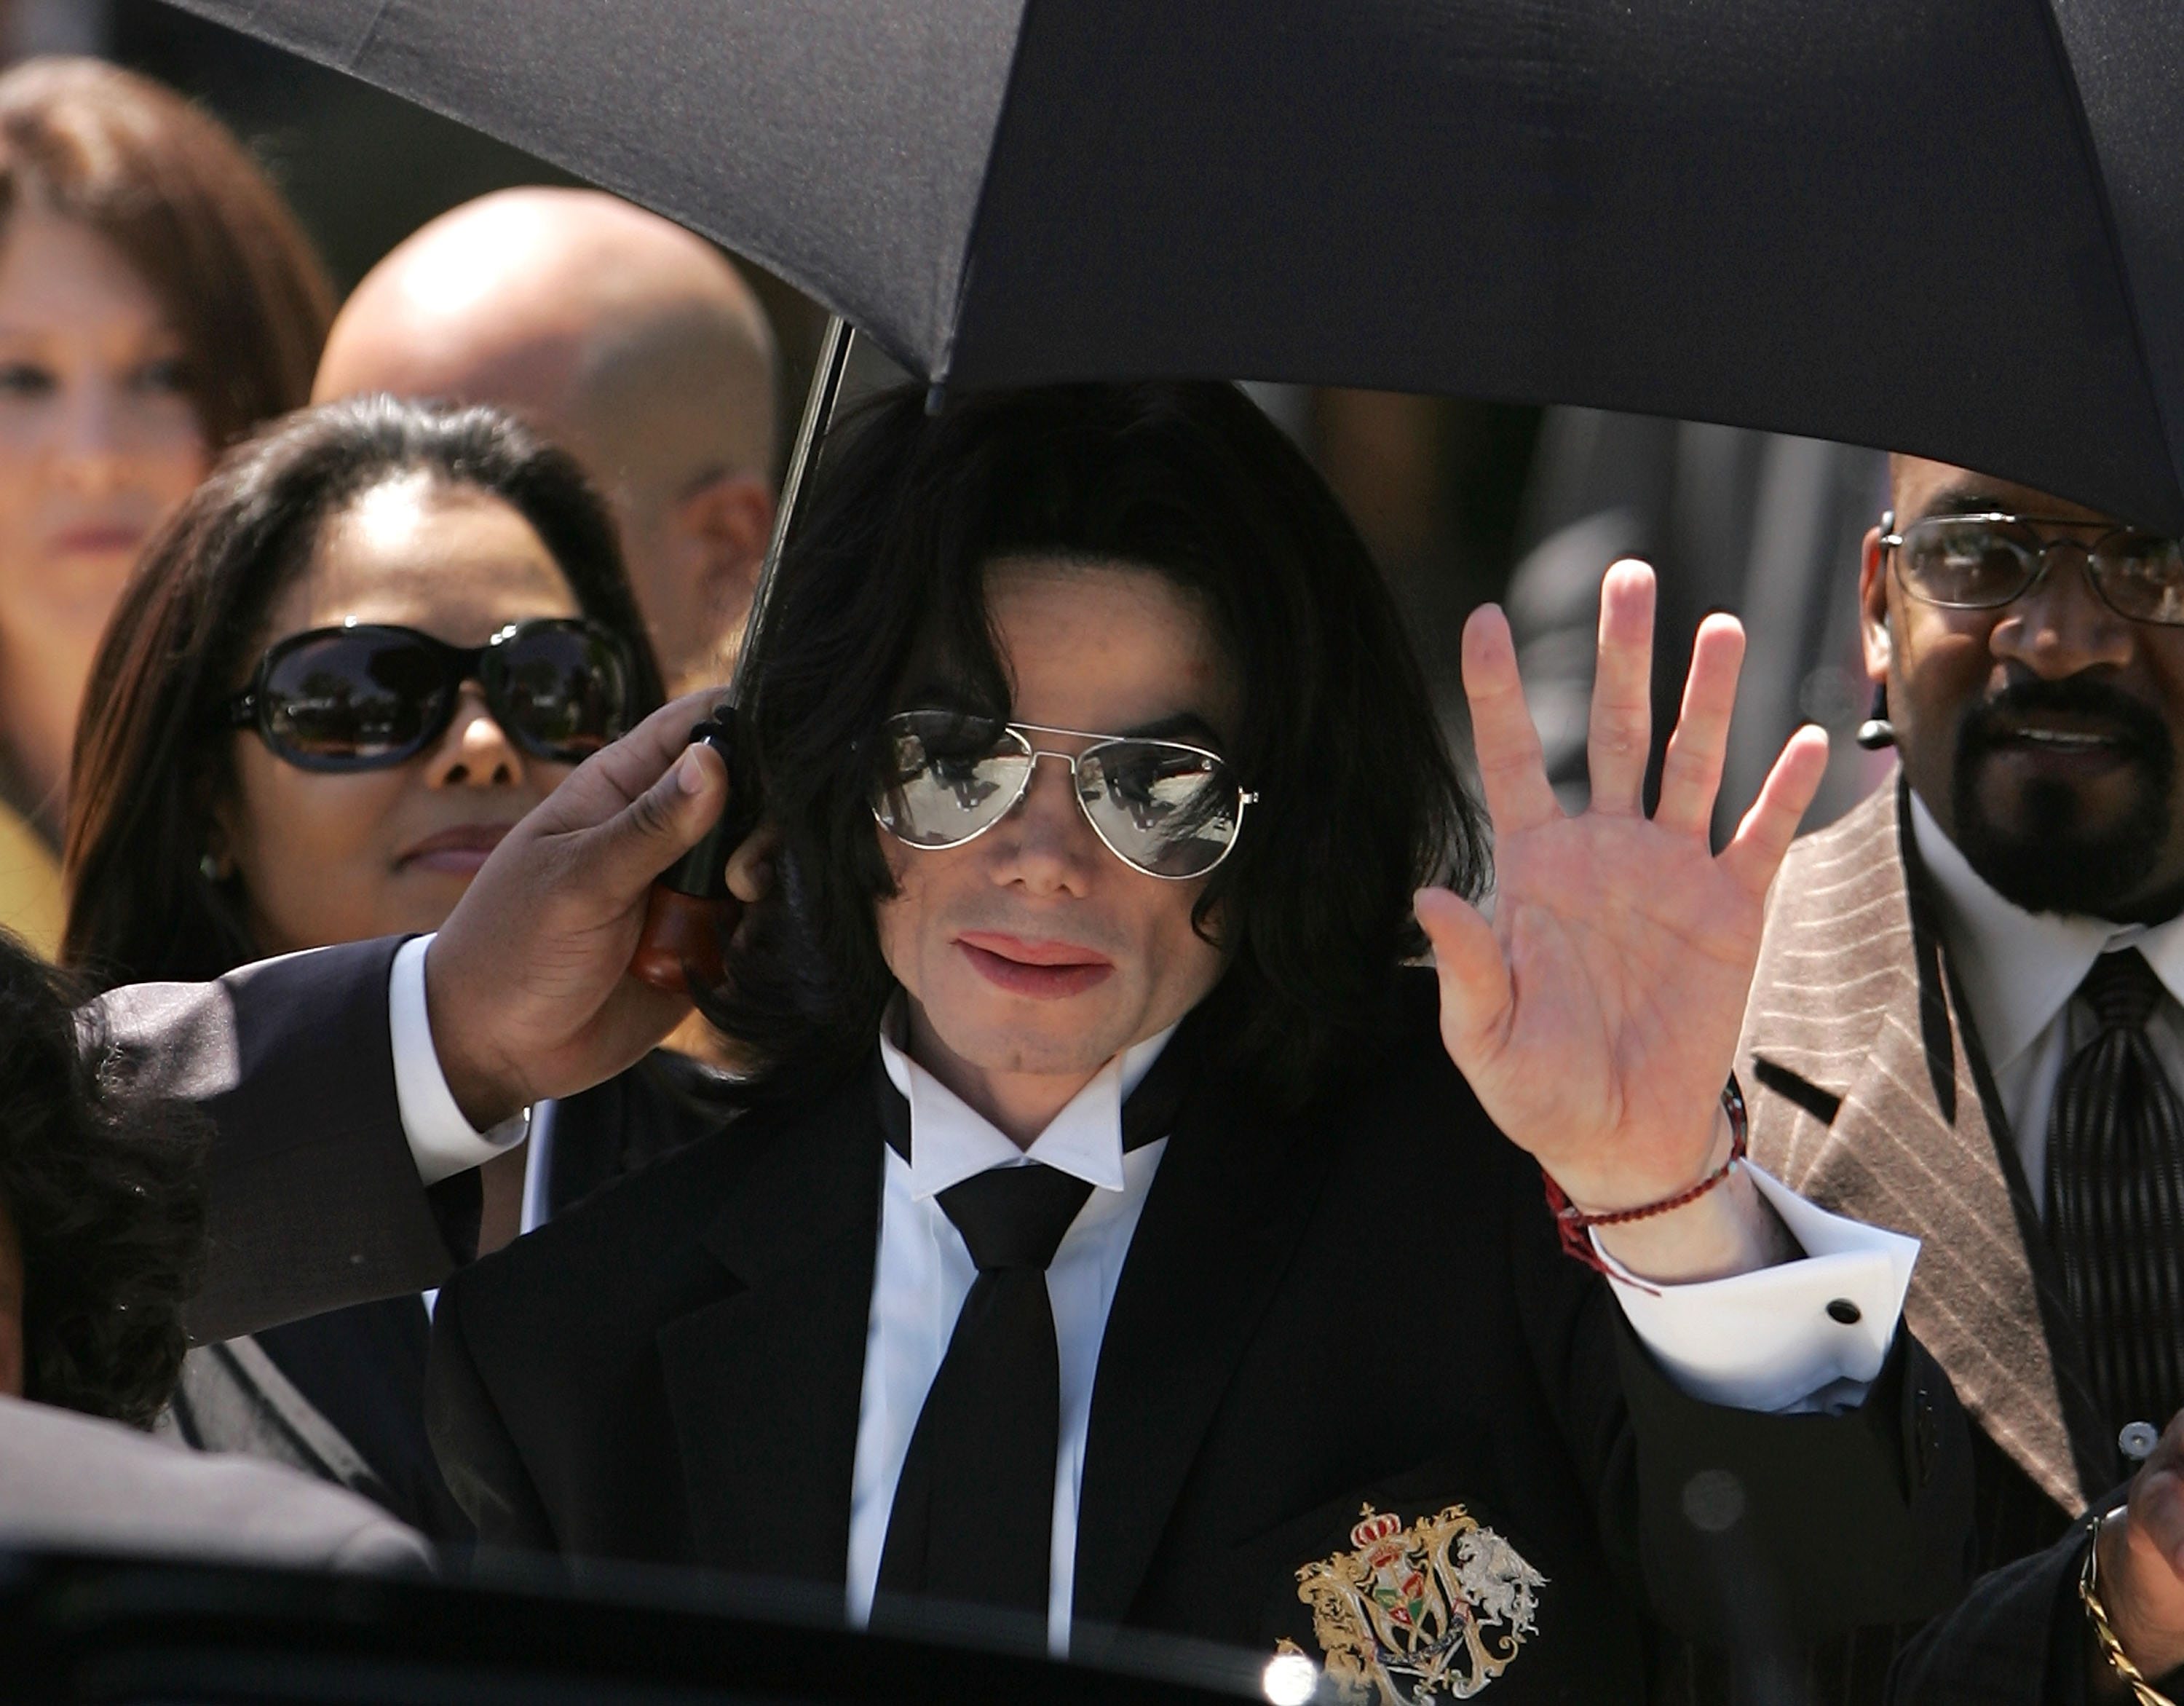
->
xmin=316 ymin=189 xmax=778 ymax=692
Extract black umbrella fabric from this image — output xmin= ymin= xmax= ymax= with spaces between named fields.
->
xmin=171 ymin=0 xmax=2184 ymax=529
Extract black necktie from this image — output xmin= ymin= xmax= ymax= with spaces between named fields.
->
xmin=871 ymin=1025 xmax=1198 ymax=1620
xmin=2046 ymin=947 xmax=2184 ymax=1449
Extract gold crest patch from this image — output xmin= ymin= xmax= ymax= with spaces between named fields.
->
xmin=1283 ymin=1504 xmax=1546 ymax=1705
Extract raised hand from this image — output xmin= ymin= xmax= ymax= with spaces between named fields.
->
xmin=1415 ymin=561 xmax=1829 ymax=1282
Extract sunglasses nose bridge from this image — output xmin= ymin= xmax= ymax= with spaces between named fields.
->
xmin=996 ymin=746 xmax=1127 ymax=862
xmin=2009 ymin=538 xmax=2112 ymax=616
xmin=1015 ymin=744 xmax=1091 ymax=813
xmin=427 ymin=679 xmax=525 ymax=783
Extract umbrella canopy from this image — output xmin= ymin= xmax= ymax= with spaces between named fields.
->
xmin=172 ymin=0 xmax=2184 ymax=529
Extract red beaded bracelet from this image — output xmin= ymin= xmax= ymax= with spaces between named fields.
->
xmin=1541 ymin=1074 xmax=1749 ymax=1282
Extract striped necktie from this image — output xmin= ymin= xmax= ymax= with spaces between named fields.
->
xmin=2046 ymin=947 xmax=2184 ymax=1454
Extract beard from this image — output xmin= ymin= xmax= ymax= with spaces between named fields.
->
xmin=1949 ymin=675 xmax=2176 ymax=917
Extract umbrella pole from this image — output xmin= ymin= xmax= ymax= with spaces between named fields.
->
xmin=628 ymin=312 xmax=855 ymax=993
xmin=725 ymin=312 xmax=855 ymax=706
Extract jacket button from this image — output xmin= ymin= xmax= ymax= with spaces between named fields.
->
xmin=2121 ymin=1421 xmax=2161 ymax=1461
xmin=1681 ymin=1469 xmax=1746 ymax=1533
xmin=1825 ymin=1298 xmax=1861 ymax=1324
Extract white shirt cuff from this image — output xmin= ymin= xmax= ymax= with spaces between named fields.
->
xmin=389 ymin=934 xmax=529 ymax=1186
xmin=1595 ymin=1163 xmax=1918 ymax=1414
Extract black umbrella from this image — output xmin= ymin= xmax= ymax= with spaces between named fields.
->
xmin=173 ymin=0 xmax=2184 ymax=530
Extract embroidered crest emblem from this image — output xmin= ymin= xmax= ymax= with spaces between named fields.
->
xmin=1283 ymin=1504 xmax=1546 ymax=1704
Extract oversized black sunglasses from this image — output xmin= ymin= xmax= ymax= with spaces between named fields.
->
xmin=223 ymin=618 xmax=635 ymax=773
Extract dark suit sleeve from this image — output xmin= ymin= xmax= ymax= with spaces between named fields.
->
xmin=1511 ymin=1156 xmax=1975 ymax=1649
xmin=1611 ymin=1314 xmax=1974 ymax=1640
xmin=424 ymin=1282 xmax=558 ymax=1552
xmin=1887 ymin=1516 xmax=2184 ymax=1705
xmin=90 ymin=936 xmax=456 ymax=1343
xmin=1885 ymin=1522 xmax=2088 ymax=1705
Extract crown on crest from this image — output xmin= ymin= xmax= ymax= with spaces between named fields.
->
xmin=1350 ymin=1507 xmax=1404 ymax=1547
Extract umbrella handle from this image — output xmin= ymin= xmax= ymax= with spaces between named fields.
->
xmin=628 ymin=705 xmax=764 ymax=995
xmin=628 ymin=315 xmax=852 ymax=997
xmin=629 ymin=885 xmax=739 ymax=995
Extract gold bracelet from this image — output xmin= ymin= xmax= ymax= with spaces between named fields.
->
xmin=2084 ymin=1508 xmax=2181 ymax=1706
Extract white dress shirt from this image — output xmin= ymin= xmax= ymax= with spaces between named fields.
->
xmin=391 ymin=937 xmax=550 ymax=1323
xmin=383 ymin=933 xmax=1920 ymax=1654
xmin=849 ymin=1013 xmax=1176 ymax=1655
xmin=1907 ymin=791 xmax=2184 ymax=1212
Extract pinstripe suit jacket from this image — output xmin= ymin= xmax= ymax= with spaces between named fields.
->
xmin=1739 ymin=775 xmax=2116 ymax=1570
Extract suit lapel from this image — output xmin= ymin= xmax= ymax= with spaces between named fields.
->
xmin=1072 ymin=1071 xmax=1336 ymax=1630
xmin=656 ymin=1068 xmax=882 ymax=1581
xmin=1741 ymin=781 xmax=2108 ymax=1512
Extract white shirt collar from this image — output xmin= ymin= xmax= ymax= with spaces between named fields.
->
xmin=877 ymin=998 xmax=1179 ymax=1201
xmin=1907 ymin=789 xmax=2184 ymax=1073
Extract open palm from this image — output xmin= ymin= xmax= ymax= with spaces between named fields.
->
xmin=1417 ymin=561 xmax=1829 ymax=1216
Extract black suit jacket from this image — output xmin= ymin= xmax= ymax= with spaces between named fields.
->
xmin=93 ymin=937 xmax=738 ymax=1344
xmin=1887 ymin=1512 xmax=2184 ymax=1705
xmin=162 ymin=1046 xmax=735 ymax=1541
xmin=93 ymin=937 xmax=447 ymax=1344
xmin=427 ymin=971 xmax=1974 ymax=1696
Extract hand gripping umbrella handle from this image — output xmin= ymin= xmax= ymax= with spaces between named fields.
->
xmin=628 ymin=702 xmax=764 ymax=994
xmin=626 ymin=314 xmax=855 ymax=998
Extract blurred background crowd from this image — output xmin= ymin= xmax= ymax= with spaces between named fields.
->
xmin=17 ymin=0 xmax=1894 ymax=856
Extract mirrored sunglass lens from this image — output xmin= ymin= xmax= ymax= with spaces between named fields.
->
xmin=1900 ymin=521 xmax=2038 ymax=607
xmin=872 ymin=712 xmax=1028 ymax=846
xmin=496 ymin=628 xmax=630 ymax=754
xmin=263 ymin=633 xmax=439 ymax=762
xmin=1078 ymin=742 xmax=1241 ymax=876
xmin=2094 ymin=533 xmax=2184 ymax=625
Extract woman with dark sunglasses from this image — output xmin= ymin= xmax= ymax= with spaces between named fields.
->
xmin=58 ymin=395 xmax=722 ymax=1541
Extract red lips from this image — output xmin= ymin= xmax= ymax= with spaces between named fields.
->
xmin=954 ymin=930 xmax=1115 ymax=999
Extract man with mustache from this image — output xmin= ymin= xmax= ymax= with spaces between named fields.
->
xmin=1740 ymin=454 xmax=2184 ymax=1694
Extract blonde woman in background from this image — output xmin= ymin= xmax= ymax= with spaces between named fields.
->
xmin=0 ymin=58 xmax=331 ymax=952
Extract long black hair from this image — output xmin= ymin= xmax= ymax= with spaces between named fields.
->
xmin=705 ymin=381 xmax=1486 ymax=1110
xmin=64 ymin=395 xmax=667 ymax=988
xmin=0 ymin=933 xmax=205 ymax=1428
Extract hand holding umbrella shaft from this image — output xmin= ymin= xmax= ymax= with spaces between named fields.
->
xmin=1417 ymin=562 xmax=1828 ymax=1284
xmin=424 ymin=690 xmax=775 ymax=1130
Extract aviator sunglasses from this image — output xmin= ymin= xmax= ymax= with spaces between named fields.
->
xmin=223 ymin=618 xmax=636 ymax=773
xmin=870 ymin=708 xmax=1258 ymax=880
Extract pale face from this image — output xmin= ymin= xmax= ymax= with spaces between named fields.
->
xmin=1862 ymin=456 xmax=2184 ymax=917
xmin=0 ymin=207 xmax=207 ymax=824
xmin=213 ymin=476 xmax=583 ymax=954
xmin=874 ymin=560 xmax=1238 ymax=1132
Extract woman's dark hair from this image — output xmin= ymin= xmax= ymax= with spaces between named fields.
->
xmin=0 ymin=58 xmax=334 ymax=448
xmin=708 ymin=381 xmax=1486 ymax=1110
xmin=62 ymin=395 xmax=668 ymax=987
xmin=0 ymin=931 xmax=205 ymax=1428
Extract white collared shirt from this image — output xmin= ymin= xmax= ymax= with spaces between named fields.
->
xmin=1907 ymin=791 xmax=2184 ymax=1210
xmin=844 ymin=1012 xmax=1176 ymax=1656
xmin=383 ymin=934 xmax=1918 ymax=1654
